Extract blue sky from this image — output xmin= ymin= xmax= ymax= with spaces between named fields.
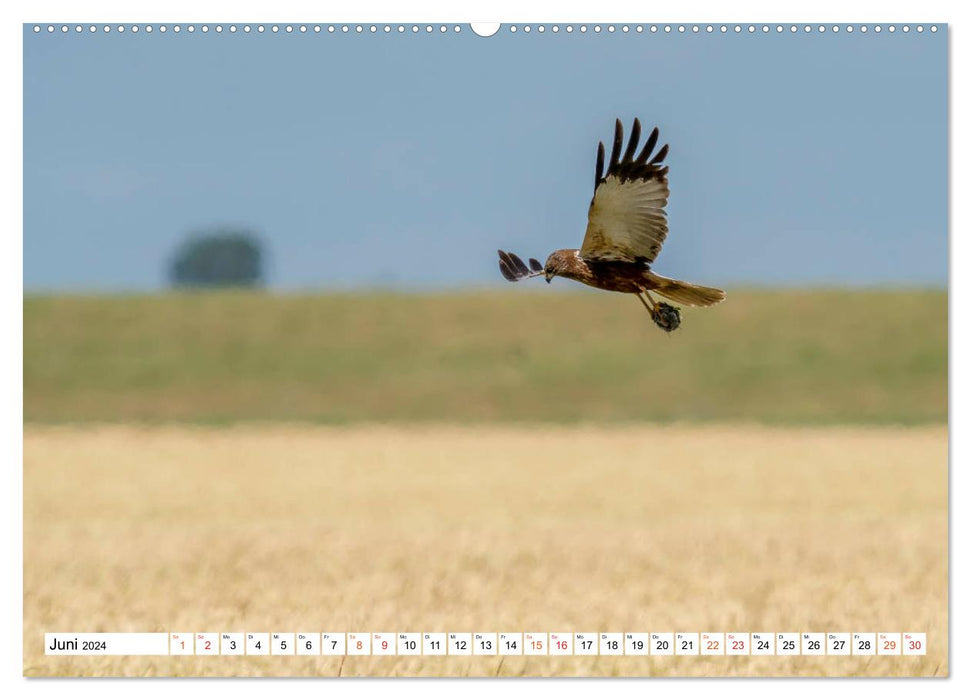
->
xmin=23 ymin=24 xmax=947 ymax=291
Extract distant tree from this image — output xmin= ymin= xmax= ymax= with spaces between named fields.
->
xmin=169 ymin=228 xmax=264 ymax=288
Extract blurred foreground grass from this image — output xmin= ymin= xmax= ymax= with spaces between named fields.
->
xmin=23 ymin=289 xmax=946 ymax=424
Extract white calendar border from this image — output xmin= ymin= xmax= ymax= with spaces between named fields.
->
xmin=8 ymin=1 xmax=963 ymax=700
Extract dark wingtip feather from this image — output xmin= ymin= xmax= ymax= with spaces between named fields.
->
xmin=498 ymin=250 xmax=519 ymax=274
xmin=622 ymin=118 xmax=641 ymax=163
xmin=648 ymin=143 xmax=669 ymax=165
xmin=529 ymin=258 xmax=543 ymax=273
xmin=595 ymin=141 xmax=605 ymax=186
xmin=608 ymin=119 xmax=623 ymax=172
xmin=636 ymin=127 xmax=659 ymax=164
xmin=507 ymin=252 xmax=530 ymax=276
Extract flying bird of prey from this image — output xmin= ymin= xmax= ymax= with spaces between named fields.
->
xmin=498 ymin=118 xmax=725 ymax=332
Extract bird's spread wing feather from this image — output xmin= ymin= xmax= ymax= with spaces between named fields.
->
xmin=580 ymin=118 xmax=670 ymax=264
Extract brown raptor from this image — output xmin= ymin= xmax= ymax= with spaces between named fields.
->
xmin=498 ymin=118 xmax=725 ymax=332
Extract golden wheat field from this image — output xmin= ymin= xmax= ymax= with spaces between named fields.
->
xmin=23 ymin=424 xmax=947 ymax=677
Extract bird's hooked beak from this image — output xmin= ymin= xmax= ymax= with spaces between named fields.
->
xmin=545 ymin=272 xmax=553 ymax=283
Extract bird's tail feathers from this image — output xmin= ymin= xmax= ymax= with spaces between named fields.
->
xmin=645 ymin=271 xmax=726 ymax=307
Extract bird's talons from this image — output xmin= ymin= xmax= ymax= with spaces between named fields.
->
xmin=651 ymin=302 xmax=681 ymax=332
xmin=637 ymin=290 xmax=681 ymax=332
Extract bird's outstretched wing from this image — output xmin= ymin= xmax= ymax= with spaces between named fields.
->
xmin=579 ymin=118 xmax=670 ymax=264
xmin=497 ymin=249 xmax=543 ymax=282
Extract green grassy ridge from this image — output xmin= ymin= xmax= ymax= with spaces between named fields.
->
xmin=24 ymin=289 xmax=947 ymax=425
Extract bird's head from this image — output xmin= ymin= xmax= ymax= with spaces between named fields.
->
xmin=543 ymin=250 xmax=573 ymax=283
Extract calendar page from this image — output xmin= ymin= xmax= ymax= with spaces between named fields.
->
xmin=22 ymin=15 xmax=947 ymax=679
